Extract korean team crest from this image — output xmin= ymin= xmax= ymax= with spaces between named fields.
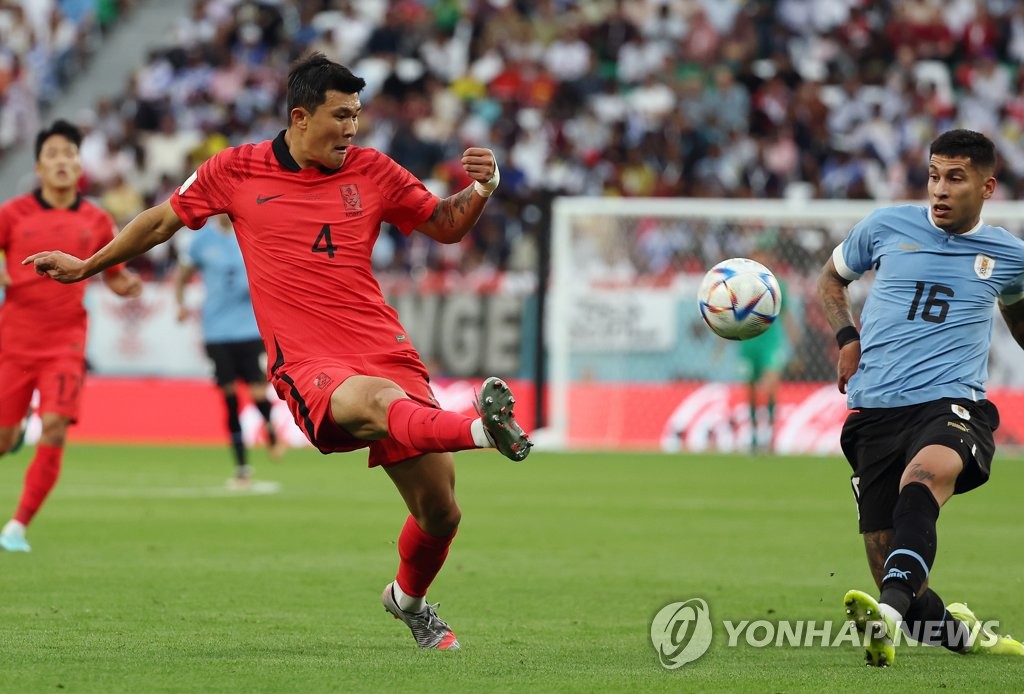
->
xmin=974 ymin=254 xmax=995 ymax=279
xmin=340 ymin=184 xmax=362 ymax=216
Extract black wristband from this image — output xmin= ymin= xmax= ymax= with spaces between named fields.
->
xmin=836 ymin=326 xmax=860 ymax=348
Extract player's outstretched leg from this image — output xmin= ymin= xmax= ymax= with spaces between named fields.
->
xmin=946 ymin=602 xmax=1024 ymax=656
xmin=476 ymin=377 xmax=532 ymax=462
xmin=381 ymin=581 xmax=460 ymax=650
xmin=844 ymin=589 xmax=897 ymax=667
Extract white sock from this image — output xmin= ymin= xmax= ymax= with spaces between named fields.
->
xmin=392 ymin=581 xmax=426 ymax=613
xmin=2 ymin=519 xmax=25 ymax=536
xmin=471 ymin=418 xmax=492 ymax=448
xmin=878 ymin=602 xmax=903 ymax=640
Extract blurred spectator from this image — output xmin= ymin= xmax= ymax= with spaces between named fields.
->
xmin=4 ymin=0 xmax=1024 ymax=289
xmin=0 ymin=0 xmax=130 ymax=152
xmin=0 ymin=55 xmax=40 ymax=157
xmin=959 ymin=1 xmax=1001 ymax=59
xmin=543 ymin=23 xmax=593 ymax=85
xmin=143 ymin=112 xmax=200 ymax=184
xmin=312 ymin=2 xmax=374 ymax=66
xmin=99 ymin=171 xmax=145 ymax=227
xmin=679 ymin=8 xmax=721 ymax=64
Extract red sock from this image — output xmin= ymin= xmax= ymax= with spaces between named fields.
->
xmin=386 ymin=398 xmax=476 ymax=452
xmin=15 ymin=444 xmax=64 ymax=525
xmin=395 ymin=515 xmax=457 ymax=597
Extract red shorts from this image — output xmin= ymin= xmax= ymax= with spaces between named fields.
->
xmin=269 ymin=350 xmax=440 ymax=467
xmin=0 ymin=353 xmax=86 ymax=425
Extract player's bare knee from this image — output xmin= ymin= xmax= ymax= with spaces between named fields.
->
xmin=419 ymin=504 xmax=461 ymax=536
xmin=445 ymin=504 xmax=462 ymax=531
xmin=370 ymin=382 xmax=406 ymax=413
xmin=330 ymin=376 xmax=403 ymax=438
xmin=38 ymin=432 xmax=67 ymax=447
xmin=359 ymin=384 xmax=406 ymax=435
xmin=902 ymin=445 xmax=962 ymax=502
xmin=38 ymin=419 xmax=69 ymax=447
xmin=410 ymin=492 xmax=461 ymax=535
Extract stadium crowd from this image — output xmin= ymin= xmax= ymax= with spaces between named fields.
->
xmin=5 ymin=0 xmax=1024 ymax=281
xmin=0 ymin=0 xmax=133 ymax=158
xmin=4 ymin=0 xmax=1024 ymax=381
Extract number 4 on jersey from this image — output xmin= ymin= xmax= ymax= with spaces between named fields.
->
xmin=312 ymin=224 xmax=337 ymax=259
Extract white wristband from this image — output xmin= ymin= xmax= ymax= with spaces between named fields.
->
xmin=474 ymin=165 xmax=500 ymax=198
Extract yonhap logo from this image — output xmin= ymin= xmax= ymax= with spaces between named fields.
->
xmin=649 ymin=597 xmax=1005 ymax=663
xmin=650 ymin=598 xmax=713 ymax=669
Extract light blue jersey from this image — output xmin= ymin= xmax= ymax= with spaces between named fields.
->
xmin=834 ymin=204 xmax=1024 ymax=409
xmin=185 ymin=222 xmax=260 ymax=344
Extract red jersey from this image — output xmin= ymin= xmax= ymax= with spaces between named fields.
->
xmin=0 ymin=192 xmax=118 ymax=359
xmin=169 ymin=132 xmax=438 ymax=370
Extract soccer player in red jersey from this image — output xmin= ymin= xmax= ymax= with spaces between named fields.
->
xmin=24 ymin=54 xmax=532 ymax=649
xmin=0 ymin=120 xmax=142 ymax=553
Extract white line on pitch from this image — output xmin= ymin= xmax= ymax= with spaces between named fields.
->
xmin=58 ymin=481 xmax=283 ymax=498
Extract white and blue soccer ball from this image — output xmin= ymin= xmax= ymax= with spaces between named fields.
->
xmin=697 ymin=258 xmax=782 ymax=340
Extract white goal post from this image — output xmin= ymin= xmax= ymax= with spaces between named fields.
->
xmin=543 ymin=197 xmax=1024 ymax=452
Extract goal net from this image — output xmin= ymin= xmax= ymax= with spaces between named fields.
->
xmin=544 ymin=197 xmax=1024 ymax=454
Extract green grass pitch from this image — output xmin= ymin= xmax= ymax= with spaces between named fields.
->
xmin=2 ymin=445 xmax=1023 ymax=692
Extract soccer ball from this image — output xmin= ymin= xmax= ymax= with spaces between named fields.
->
xmin=697 ymin=258 xmax=782 ymax=340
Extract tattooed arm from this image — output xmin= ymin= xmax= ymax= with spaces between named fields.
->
xmin=818 ymin=256 xmax=856 ymax=330
xmin=416 ymin=147 xmax=497 ymax=244
xmin=818 ymin=256 xmax=861 ymax=394
xmin=998 ymin=298 xmax=1024 ymax=351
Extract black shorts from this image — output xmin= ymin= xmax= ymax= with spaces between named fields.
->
xmin=840 ymin=398 xmax=999 ymax=533
xmin=205 ymin=339 xmax=266 ymax=387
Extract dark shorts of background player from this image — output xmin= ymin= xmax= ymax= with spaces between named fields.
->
xmin=205 ymin=339 xmax=266 ymax=387
xmin=840 ymin=397 xmax=999 ymax=533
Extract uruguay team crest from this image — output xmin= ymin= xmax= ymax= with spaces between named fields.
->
xmin=974 ymin=254 xmax=995 ymax=279
xmin=951 ymin=404 xmax=971 ymax=421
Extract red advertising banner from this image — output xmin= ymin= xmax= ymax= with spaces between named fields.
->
xmin=568 ymin=382 xmax=1024 ymax=453
xmin=22 ymin=377 xmax=1024 ymax=454
xmin=53 ymin=377 xmax=539 ymax=447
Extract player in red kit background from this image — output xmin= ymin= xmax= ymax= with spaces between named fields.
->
xmin=25 ymin=53 xmax=532 ymax=649
xmin=0 ymin=120 xmax=142 ymax=553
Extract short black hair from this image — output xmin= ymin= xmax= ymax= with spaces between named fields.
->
xmin=929 ymin=129 xmax=996 ymax=174
xmin=286 ymin=52 xmax=366 ymax=114
xmin=35 ymin=119 xmax=82 ymax=160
